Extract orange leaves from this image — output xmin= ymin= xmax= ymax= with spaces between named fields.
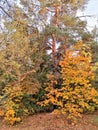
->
xmin=38 ymin=41 xmax=98 ymax=123
xmin=59 ymin=41 xmax=93 ymax=87
xmin=58 ymin=41 xmax=98 ymax=120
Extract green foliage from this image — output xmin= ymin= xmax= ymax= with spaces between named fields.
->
xmin=1 ymin=0 xmax=98 ymax=126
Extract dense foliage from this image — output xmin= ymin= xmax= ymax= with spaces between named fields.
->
xmin=0 ymin=0 xmax=98 ymax=125
xmin=39 ymin=41 xmax=98 ymax=122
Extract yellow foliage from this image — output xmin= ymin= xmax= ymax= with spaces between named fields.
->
xmin=1 ymin=85 xmax=24 ymax=125
xmin=40 ymin=41 xmax=98 ymax=122
xmin=0 ymin=109 xmax=4 ymax=117
xmin=4 ymin=109 xmax=21 ymax=125
xmin=58 ymin=41 xmax=98 ymax=119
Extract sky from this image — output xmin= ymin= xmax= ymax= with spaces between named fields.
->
xmin=77 ymin=0 xmax=98 ymax=31
xmin=0 ymin=0 xmax=98 ymax=32
xmin=17 ymin=0 xmax=98 ymax=31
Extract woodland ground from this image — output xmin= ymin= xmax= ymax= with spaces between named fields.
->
xmin=0 ymin=111 xmax=98 ymax=130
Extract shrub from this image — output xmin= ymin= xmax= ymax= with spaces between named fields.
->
xmin=0 ymin=85 xmax=30 ymax=125
xmin=39 ymin=41 xmax=98 ymax=122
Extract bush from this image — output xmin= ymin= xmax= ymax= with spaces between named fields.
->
xmin=39 ymin=41 xmax=98 ymax=122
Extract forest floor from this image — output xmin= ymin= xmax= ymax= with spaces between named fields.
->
xmin=0 ymin=111 xmax=98 ymax=130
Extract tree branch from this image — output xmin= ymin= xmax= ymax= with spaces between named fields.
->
xmin=0 ymin=5 xmax=12 ymax=18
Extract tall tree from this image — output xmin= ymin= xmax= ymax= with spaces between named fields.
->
xmin=17 ymin=0 xmax=88 ymax=69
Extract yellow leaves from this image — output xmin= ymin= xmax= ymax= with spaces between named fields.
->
xmin=79 ymin=101 xmax=89 ymax=109
xmin=1 ymin=85 xmax=25 ymax=125
xmin=70 ymin=0 xmax=83 ymax=6
xmin=92 ymin=98 xmax=98 ymax=104
xmin=38 ymin=40 xmax=98 ymax=123
xmin=58 ymin=41 xmax=98 ymax=120
xmin=91 ymin=88 xmax=98 ymax=96
xmin=4 ymin=109 xmax=21 ymax=125
xmin=59 ymin=41 xmax=94 ymax=87
xmin=0 ymin=109 xmax=4 ymax=117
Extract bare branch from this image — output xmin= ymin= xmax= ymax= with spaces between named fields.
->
xmin=0 ymin=5 xmax=12 ymax=18
xmin=76 ymin=15 xmax=95 ymax=18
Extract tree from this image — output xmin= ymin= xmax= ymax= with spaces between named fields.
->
xmin=39 ymin=41 xmax=98 ymax=122
xmin=0 ymin=7 xmax=49 ymax=90
xmin=18 ymin=0 xmax=88 ymax=70
xmin=0 ymin=9 xmax=46 ymax=124
xmin=1 ymin=0 xmax=98 ymax=125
